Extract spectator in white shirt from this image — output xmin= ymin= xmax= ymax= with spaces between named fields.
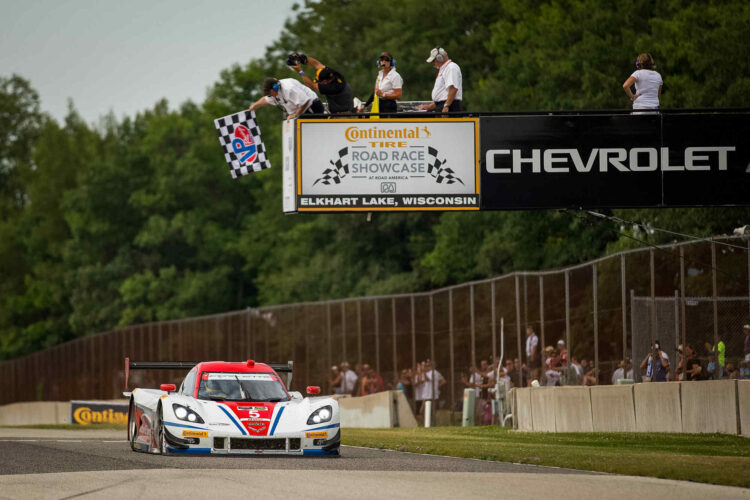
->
xmin=622 ymin=53 xmax=663 ymax=111
xmin=611 ymin=360 xmax=626 ymax=385
xmin=339 ymin=361 xmax=358 ymax=395
xmin=419 ymin=47 xmax=462 ymax=114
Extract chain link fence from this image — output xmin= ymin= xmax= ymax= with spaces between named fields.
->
xmin=2 ymin=236 xmax=749 ymax=423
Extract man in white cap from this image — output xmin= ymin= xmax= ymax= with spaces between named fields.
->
xmin=419 ymin=46 xmax=462 ymax=114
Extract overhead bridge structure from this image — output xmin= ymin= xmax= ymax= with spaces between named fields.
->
xmin=283 ymin=108 xmax=749 ymax=213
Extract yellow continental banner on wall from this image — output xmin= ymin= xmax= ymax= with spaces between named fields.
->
xmin=182 ymin=430 xmax=209 ymax=438
xmin=70 ymin=401 xmax=128 ymax=425
xmin=305 ymin=431 xmax=328 ymax=438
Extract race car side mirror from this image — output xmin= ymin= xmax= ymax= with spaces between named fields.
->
xmin=306 ymin=386 xmax=320 ymax=395
xmin=160 ymin=384 xmax=177 ymax=392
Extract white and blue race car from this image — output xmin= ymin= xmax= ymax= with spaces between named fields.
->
xmin=125 ymin=359 xmax=340 ymax=455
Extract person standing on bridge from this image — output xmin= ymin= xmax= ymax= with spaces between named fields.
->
xmin=419 ymin=46 xmax=462 ymax=114
xmin=622 ymin=53 xmax=663 ymax=112
xmin=357 ymin=51 xmax=403 ymax=116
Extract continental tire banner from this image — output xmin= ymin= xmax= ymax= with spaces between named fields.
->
xmin=70 ymin=400 xmax=128 ymax=425
xmin=480 ymin=112 xmax=750 ymax=209
xmin=295 ymin=118 xmax=479 ymax=211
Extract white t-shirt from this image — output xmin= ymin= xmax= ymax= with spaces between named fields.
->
xmin=377 ymin=68 xmax=403 ymax=98
xmin=630 ymin=69 xmax=663 ymax=109
xmin=422 ymin=370 xmax=444 ymax=400
xmin=264 ymin=78 xmax=318 ymax=116
xmin=611 ymin=367 xmax=625 ymax=385
xmin=526 ymin=333 xmax=538 ymax=357
xmin=339 ymin=369 xmax=358 ymax=394
xmin=414 ymin=374 xmax=424 ymax=401
xmin=468 ymin=372 xmax=483 ymax=397
xmin=431 ymin=60 xmax=462 ymax=102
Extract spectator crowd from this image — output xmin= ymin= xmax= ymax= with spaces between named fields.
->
xmin=322 ymin=323 xmax=750 ymax=426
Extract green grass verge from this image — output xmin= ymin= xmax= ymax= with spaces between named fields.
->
xmin=342 ymin=427 xmax=750 ymax=488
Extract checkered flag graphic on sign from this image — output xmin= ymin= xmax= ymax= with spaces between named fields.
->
xmin=214 ymin=110 xmax=271 ymax=178
xmin=313 ymin=147 xmax=349 ymax=185
xmin=427 ymin=146 xmax=464 ymax=185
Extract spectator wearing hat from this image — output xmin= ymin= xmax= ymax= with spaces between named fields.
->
xmin=289 ymin=54 xmax=354 ymax=114
xmin=640 ymin=340 xmax=669 ymax=382
xmin=544 ymin=346 xmax=561 ymax=386
xmin=743 ymin=324 xmax=750 ymax=362
xmin=358 ymin=52 xmax=403 ymax=115
xmin=418 ymin=46 xmax=462 ymax=114
xmin=247 ymin=77 xmax=323 ymax=121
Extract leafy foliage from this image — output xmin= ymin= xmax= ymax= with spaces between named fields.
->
xmin=1 ymin=0 xmax=749 ymax=359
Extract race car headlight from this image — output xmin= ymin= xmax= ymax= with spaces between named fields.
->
xmin=172 ymin=403 xmax=204 ymax=424
xmin=307 ymin=405 xmax=333 ymax=425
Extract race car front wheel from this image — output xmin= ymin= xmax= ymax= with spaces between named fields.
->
xmin=156 ymin=405 xmax=168 ymax=455
xmin=128 ymin=400 xmax=138 ymax=451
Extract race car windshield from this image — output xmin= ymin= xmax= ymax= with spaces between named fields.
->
xmin=197 ymin=372 xmax=289 ymax=402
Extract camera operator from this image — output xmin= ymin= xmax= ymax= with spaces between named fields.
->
xmin=288 ymin=53 xmax=354 ymax=114
xmin=247 ymin=77 xmax=324 ymax=122
xmin=640 ymin=340 xmax=670 ymax=382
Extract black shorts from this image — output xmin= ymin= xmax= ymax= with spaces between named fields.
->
xmin=433 ymin=100 xmax=461 ymax=113
xmin=305 ymin=99 xmax=325 ymax=114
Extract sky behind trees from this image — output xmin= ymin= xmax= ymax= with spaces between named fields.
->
xmin=0 ymin=0 xmax=297 ymax=123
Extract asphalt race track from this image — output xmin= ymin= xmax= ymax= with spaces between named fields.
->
xmin=0 ymin=429 xmax=747 ymax=499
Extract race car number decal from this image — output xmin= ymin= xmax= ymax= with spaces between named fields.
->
xmin=305 ymin=431 xmax=328 ymax=438
xmin=182 ymin=430 xmax=209 ymax=438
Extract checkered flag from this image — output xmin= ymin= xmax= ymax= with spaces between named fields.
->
xmin=214 ymin=110 xmax=271 ymax=178
xmin=313 ymin=147 xmax=349 ymax=185
xmin=427 ymin=146 xmax=464 ymax=185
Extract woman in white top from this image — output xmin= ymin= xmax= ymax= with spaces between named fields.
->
xmin=357 ymin=52 xmax=403 ymax=115
xmin=622 ymin=53 xmax=663 ymax=111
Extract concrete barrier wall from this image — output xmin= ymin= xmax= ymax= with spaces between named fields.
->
xmin=590 ymin=385 xmax=636 ymax=432
xmin=554 ymin=386 xmax=594 ymax=432
xmin=0 ymin=402 xmax=70 ymax=426
xmin=737 ymin=381 xmax=750 ymax=436
xmin=337 ymin=390 xmax=417 ymax=428
xmin=393 ymin=390 xmax=418 ymax=428
xmin=512 ymin=388 xmax=533 ymax=431
xmin=634 ymin=382 xmax=682 ymax=432
xmin=1 ymin=392 xmax=416 ymax=429
xmin=681 ymin=380 xmax=739 ymax=434
xmin=529 ymin=387 xmax=556 ymax=432
xmin=513 ymin=380 xmax=743 ymax=435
